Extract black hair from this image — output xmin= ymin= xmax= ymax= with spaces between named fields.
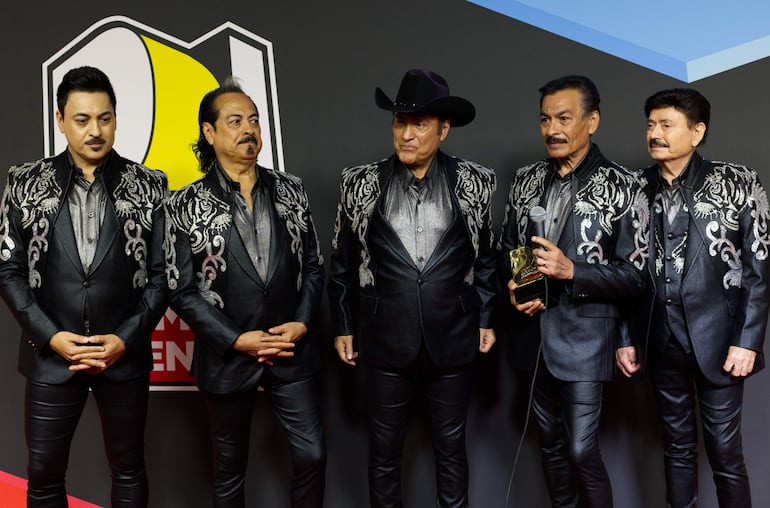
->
xmin=192 ymin=77 xmax=254 ymax=173
xmin=56 ymin=66 xmax=116 ymax=114
xmin=644 ymin=88 xmax=710 ymax=145
xmin=538 ymin=75 xmax=600 ymax=117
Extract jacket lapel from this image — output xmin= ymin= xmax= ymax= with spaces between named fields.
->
xmin=261 ymin=167 xmax=284 ymax=286
xmin=228 ymin=222 xmax=264 ymax=287
xmin=51 ymin=201 xmax=86 ymax=277
xmin=680 ymin=153 xmax=712 ymax=279
xmin=48 ymin=153 xmax=85 ymax=275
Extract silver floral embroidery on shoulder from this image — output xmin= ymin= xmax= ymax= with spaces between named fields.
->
xmin=114 ymin=164 xmax=167 ymax=289
xmin=168 ymin=183 xmax=232 ymax=254
xmin=3 ymin=160 xmax=61 ymax=284
xmin=269 ymin=169 xmax=317 ymax=291
xmin=575 ymin=166 xmax=639 ymax=265
xmin=509 ymin=161 xmax=548 ymax=246
xmin=167 ymin=182 xmax=231 ymax=305
xmin=334 ymin=163 xmax=381 ymax=287
xmin=455 ymin=161 xmax=496 ymax=283
xmin=113 ymin=164 xmax=166 ymax=229
xmin=11 ymin=160 xmax=61 ymax=229
xmin=694 ymin=163 xmax=770 ymax=264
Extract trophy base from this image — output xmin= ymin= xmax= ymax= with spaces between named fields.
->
xmin=514 ymin=278 xmax=547 ymax=304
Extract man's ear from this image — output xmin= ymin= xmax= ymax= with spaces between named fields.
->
xmin=202 ymin=122 xmax=215 ymax=145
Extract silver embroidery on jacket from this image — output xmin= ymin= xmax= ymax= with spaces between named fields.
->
xmin=0 ymin=184 xmax=16 ymax=261
xmin=270 ymin=169 xmax=319 ymax=290
xmin=3 ymin=160 xmax=61 ymax=284
xmin=334 ymin=163 xmax=381 ymax=287
xmin=455 ymin=161 xmax=496 ymax=283
xmin=500 ymin=161 xmax=548 ymax=248
xmin=113 ymin=163 xmax=166 ymax=289
xmin=28 ymin=218 xmax=49 ymax=288
xmin=167 ymin=182 xmax=231 ymax=305
xmin=706 ymin=222 xmax=742 ymax=289
xmin=628 ymin=188 xmax=650 ymax=269
xmin=692 ymin=162 xmax=770 ymax=284
xmin=198 ymin=235 xmax=227 ymax=308
xmin=750 ymin=175 xmax=770 ymax=260
xmin=574 ymin=166 xmax=640 ymax=265
xmin=164 ymin=205 xmax=179 ymax=290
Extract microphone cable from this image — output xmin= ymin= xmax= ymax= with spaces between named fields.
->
xmin=503 ymin=272 xmax=548 ymax=508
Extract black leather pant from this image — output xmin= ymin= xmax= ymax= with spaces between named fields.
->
xmin=650 ymin=339 xmax=750 ymax=508
xmin=366 ymin=352 xmax=473 ymax=508
xmin=202 ymin=371 xmax=326 ymax=508
xmin=25 ymin=375 xmax=149 ymax=508
xmin=532 ymin=367 xmax=612 ymax=508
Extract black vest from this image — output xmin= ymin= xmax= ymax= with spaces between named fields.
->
xmin=654 ymin=197 xmax=692 ymax=353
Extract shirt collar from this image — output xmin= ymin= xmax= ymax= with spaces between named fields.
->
xmin=395 ymin=156 xmax=440 ymax=193
xmin=67 ymin=150 xmax=110 ymax=179
xmin=658 ymin=154 xmax=695 ymax=189
xmin=548 ymin=143 xmax=596 ymax=180
xmin=214 ymin=161 xmax=261 ymax=195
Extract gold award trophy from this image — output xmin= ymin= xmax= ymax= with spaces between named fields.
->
xmin=510 ymin=205 xmax=548 ymax=304
xmin=509 ymin=246 xmax=546 ymax=304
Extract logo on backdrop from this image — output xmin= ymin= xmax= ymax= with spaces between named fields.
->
xmin=42 ymin=15 xmax=286 ymax=389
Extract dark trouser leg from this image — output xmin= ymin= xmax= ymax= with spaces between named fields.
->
xmin=263 ymin=372 xmax=327 ymax=508
xmin=366 ymin=365 xmax=413 ymax=508
xmin=91 ymin=375 xmax=150 ymax=508
xmin=203 ymin=388 xmax=258 ymax=508
xmin=532 ymin=369 xmax=611 ymax=508
xmin=25 ymin=378 xmax=89 ymax=508
xmin=650 ymin=340 xmax=699 ymax=508
xmin=423 ymin=363 xmax=472 ymax=508
xmin=559 ymin=380 xmax=611 ymax=508
xmin=697 ymin=376 xmax=750 ymax=507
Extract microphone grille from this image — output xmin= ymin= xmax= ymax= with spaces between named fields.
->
xmin=529 ymin=205 xmax=547 ymax=223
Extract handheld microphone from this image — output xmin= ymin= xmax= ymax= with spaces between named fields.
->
xmin=529 ymin=206 xmax=547 ymax=242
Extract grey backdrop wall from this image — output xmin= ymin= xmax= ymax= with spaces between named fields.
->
xmin=1 ymin=2 xmax=769 ymax=507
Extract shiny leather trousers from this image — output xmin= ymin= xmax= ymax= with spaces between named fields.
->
xmin=532 ymin=368 xmax=612 ymax=508
xmin=365 ymin=353 xmax=473 ymax=508
xmin=25 ymin=375 xmax=149 ymax=508
xmin=202 ymin=372 xmax=326 ymax=508
xmin=650 ymin=339 xmax=750 ymax=508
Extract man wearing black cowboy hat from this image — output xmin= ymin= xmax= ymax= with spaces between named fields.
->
xmin=329 ymin=69 xmax=497 ymax=507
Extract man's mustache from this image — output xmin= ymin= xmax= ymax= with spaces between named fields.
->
xmin=238 ymin=135 xmax=258 ymax=145
xmin=546 ymin=136 xmax=567 ymax=145
xmin=86 ymin=137 xmax=106 ymax=145
xmin=649 ymin=139 xmax=668 ymax=148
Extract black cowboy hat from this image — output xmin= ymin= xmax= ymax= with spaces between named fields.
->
xmin=375 ymin=69 xmax=476 ymax=127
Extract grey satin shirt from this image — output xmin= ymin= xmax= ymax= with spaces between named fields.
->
xmin=215 ymin=164 xmax=271 ymax=282
xmin=67 ymin=155 xmax=107 ymax=273
xmin=544 ymin=170 xmax=572 ymax=244
xmin=383 ymin=158 xmax=453 ymax=271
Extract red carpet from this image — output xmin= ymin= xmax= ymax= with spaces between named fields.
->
xmin=0 ymin=471 xmax=102 ymax=507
